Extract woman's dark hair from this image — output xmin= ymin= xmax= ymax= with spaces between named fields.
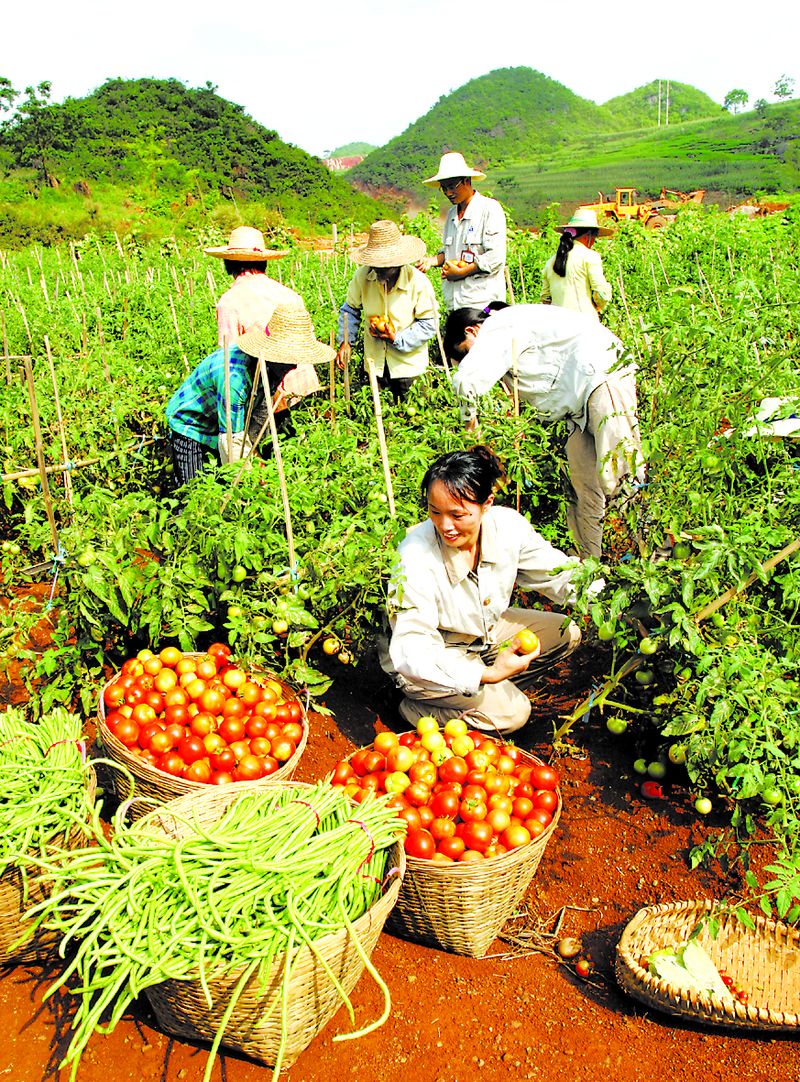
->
xmin=421 ymin=445 xmax=506 ymax=506
xmin=224 ymin=258 xmax=268 ymax=277
xmin=552 ymin=228 xmax=597 ymax=277
xmin=443 ymin=302 xmax=509 ymax=361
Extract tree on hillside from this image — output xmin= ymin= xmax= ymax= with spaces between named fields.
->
xmin=773 ymin=75 xmax=795 ymax=100
xmin=0 ymin=77 xmax=18 ymax=114
xmin=17 ymin=82 xmax=56 ymax=184
xmin=724 ymin=88 xmax=749 ymax=114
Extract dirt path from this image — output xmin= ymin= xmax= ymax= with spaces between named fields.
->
xmin=1 ymin=646 xmax=797 ymax=1081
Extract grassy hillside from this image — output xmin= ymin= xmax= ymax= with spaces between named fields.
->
xmin=328 ymin=142 xmax=375 ymax=158
xmin=0 ymin=78 xmax=391 ymax=247
xmin=491 ymin=99 xmax=800 ymax=223
xmin=349 ymin=67 xmax=626 ymax=195
xmin=602 ymin=80 xmax=721 ymax=127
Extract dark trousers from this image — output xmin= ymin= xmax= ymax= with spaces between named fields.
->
xmin=171 ymin=431 xmax=212 ymax=485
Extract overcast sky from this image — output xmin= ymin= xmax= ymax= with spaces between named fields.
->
xmin=4 ymin=0 xmax=798 ymax=158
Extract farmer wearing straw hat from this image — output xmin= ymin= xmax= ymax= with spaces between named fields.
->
xmin=336 ymin=220 xmax=438 ymax=401
xmin=541 ymin=208 xmax=614 ymax=318
xmin=443 ymin=303 xmax=645 ymax=560
xmin=204 ymin=225 xmax=321 ymax=405
xmin=416 ymin=151 xmax=507 ymax=312
xmin=165 ymin=305 xmax=333 ymax=485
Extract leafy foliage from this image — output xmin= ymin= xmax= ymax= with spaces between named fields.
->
xmin=603 ymin=80 xmax=721 ymax=127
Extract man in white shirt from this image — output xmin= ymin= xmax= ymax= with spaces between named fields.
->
xmin=416 ymin=152 xmax=507 ymax=312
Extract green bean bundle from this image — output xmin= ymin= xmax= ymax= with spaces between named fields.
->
xmin=0 ymin=707 xmax=93 ymax=886
xmin=29 ymin=781 xmax=405 ymax=1081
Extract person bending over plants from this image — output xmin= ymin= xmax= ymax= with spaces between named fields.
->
xmin=336 ymin=220 xmax=438 ymax=401
xmin=165 ymin=305 xmax=333 ymax=485
xmin=444 ymin=302 xmax=645 ymax=559
xmin=380 ymin=446 xmax=586 ymax=735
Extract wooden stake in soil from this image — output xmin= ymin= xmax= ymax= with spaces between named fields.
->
xmin=23 ymin=357 xmax=59 ymax=553
xmin=505 ymin=266 xmax=516 ymax=306
xmin=169 ymin=293 xmax=189 ymax=372
xmin=435 ymin=324 xmax=451 ymax=377
xmin=2 ymin=311 xmax=10 ymax=385
xmin=517 ymin=254 xmax=528 ymax=303
xmin=342 ymin=312 xmax=351 ymax=403
xmin=44 ymin=336 xmax=74 ymax=508
xmin=328 ymin=329 xmax=336 ymax=430
xmin=257 ymin=358 xmax=296 ymax=569
xmin=365 ymin=358 xmax=396 ymax=517
xmin=223 ymin=338 xmax=233 ymax=464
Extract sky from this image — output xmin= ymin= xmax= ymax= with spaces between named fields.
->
xmin=3 ymin=0 xmax=799 ymax=158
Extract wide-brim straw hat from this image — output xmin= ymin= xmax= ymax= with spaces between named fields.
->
xmin=423 ymin=151 xmax=487 ymax=187
xmin=352 ymin=220 xmax=426 ymax=268
xmin=204 ymin=225 xmax=289 ymax=261
xmin=237 ymin=305 xmax=335 ymax=366
xmin=557 ymin=208 xmax=615 ymax=237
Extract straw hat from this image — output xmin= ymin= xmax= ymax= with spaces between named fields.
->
xmin=557 ymin=208 xmax=615 ymax=237
xmin=423 ymin=152 xmax=487 ymax=187
xmin=204 ymin=225 xmax=289 ymax=261
xmin=352 ymin=220 xmax=426 ymax=268
xmin=237 ymin=305 xmax=335 ymax=366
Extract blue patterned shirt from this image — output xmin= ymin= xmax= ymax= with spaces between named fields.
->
xmin=166 ymin=346 xmax=253 ymax=448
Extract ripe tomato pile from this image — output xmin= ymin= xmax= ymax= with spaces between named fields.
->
xmin=330 ymin=716 xmax=560 ymax=862
xmin=101 ymin=643 xmax=305 ymax=785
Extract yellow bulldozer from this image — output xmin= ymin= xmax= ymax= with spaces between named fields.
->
xmin=579 ymin=187 xmax=705 ymax=228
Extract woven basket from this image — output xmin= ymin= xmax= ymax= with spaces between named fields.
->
xmin=0 ymin=766 xmax=97 ymax=965
xmin=96 ymin=658 xmax=307 ymax=817
xmin=143 ymin=784 xmax=405 ymax=1068
xmin=385 ymin=745 xmax=561 ymax=958
xmin=616 ymin=899 xmax=800 ymax=1031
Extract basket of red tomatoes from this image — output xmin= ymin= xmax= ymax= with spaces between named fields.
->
xmin=96 ymin=643 xmax=308 ymax=817
xmin=328 ymin=715 xmax=561 ymax=957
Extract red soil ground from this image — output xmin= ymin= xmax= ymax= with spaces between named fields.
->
xmin=1 ymin=635 xmax=797 ymax=1082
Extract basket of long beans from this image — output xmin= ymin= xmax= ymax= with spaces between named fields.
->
xmin=28 ymin=781 xmax=405 ymax=1081
xmin=0 ymin=707 xmax=97 ymax=965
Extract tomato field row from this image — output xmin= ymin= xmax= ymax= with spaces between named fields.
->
xmin=2 ymin=202 xmax=800 ymax=917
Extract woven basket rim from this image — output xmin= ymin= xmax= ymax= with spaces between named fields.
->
xmin=96 ymin=659 xmax=308 ymax=801
xmin=616 ymin=898 xmax=800 ymax=1031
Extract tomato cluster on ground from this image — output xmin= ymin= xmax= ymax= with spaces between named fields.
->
xmin=101 ymin=643 xmax=304 ymax=784
xmin=329 ymin=715 xmax=560 ymax=861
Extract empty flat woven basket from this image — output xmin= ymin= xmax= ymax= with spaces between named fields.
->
xmin=616 ymin=899 xmax=800 ymax=1031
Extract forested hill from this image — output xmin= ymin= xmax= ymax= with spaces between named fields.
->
xmin=602 ymin=80 xmax=720 ymax=127
xmin=349 ymin=67 xmax=627 ymax=195
xmin=0 ymin=78 xmax=390 ymax=246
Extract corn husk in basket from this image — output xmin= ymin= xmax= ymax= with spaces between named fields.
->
xmin=615 ymin=898 xmax=800 ymax=1031
xmin=96 ymin=656 xmax=307 ymax=817
xmin=387 ymin=747 xmax=561 ymax=958
xmin=143 ymin=783 xmax=405 ymax=1068
xmin=0 ymin=766 xmax=97 ymax=965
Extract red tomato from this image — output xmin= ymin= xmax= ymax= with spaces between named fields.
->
xmin=462 ymin=784 xmax=487 ymax=805
xmin=430 ymin=789 xmax=460 ymax=819
xmin=527 ymin=807 xmax=553 ymax=828
xmin=137 ymin=722 xmax=162 ymax=750
xmin=195 ymin=659 xmax=217 ymax=682
xmin=497 ymin=754 xmax=517 ymax=775
xmin=253 ymin=700 xmax=277 ymax=721
xmin=512 ymin=797 xmax=534 ymax=820
xmin=229 ymin=740 xmax=251 ymax=762
xmin=103 ymin=682 xmax=126 ymax=709
xmin=350 ymin=749 xmax=373 ymax=777
xmin=200 ymin=687 xmax=225 ymax=715
xmin=362 ymin=750 xmax=386 ymax=774
xmin=488 ymin=793 xmax=513 ymax=814
xmin=429 ymin=817 xmax=456 ymax=841
xmin=502 ymin=824 xmax=531 ymax=849
xmin=287 ymin=701 xmax=302 ymax=723
xmin=513 ymin=781 xmax=534 ymax=801
xmin=465 ymin=749 xmax=490 ymax=771
xmin=461 ymin=820 xmax=494 ymax=853
xmin=165 ymin=721 xmax=186 ymax=746
xmin=271 ymin=737 xmax=295 ymax=763
xmin=250 ymin=737 xmax=272 ymax=758
xmin=157 ymin=751 xmax=185 ymax=776
xmin=459 ymin=798 xmax=488 ymax=822
xmin=239 ymin=681 xmax=264 ymax=707
xmin=150 ymin=730 xmax=174 ymax=756
xmin=183 ymin=759 xmax=212 ymax=784
xmin=331 ymin=761 xmax=355 ymax=786
xmin=218 ymin=716 xmax=246 ymax=744
xmin=164 ymin=687 xmax=189 ymax=707
xmin=274 ymin=704 xmax=291 ymax=724
xmin=121 ymin=658 xmax=144 ymax=678
xmin=480 ymin=739 xmax=501 ymax=764
xmin=397 ymin=807 xmax=422 ymax=832
xmin=483 ymin=771 xmax=509 ymax=796
xmin=533 ymin=789 xmax=559 ymax=813
xmin=260 ymin=756 xmax=279 ymax=776
xmin=190 ymin=712 xmax=216 ymax=738
xmin=204 ymin=732 xmax=225 ymax=755
xmin=178 ymin=734 xmax=207 ymax=764
xmin=437 ymin=756 xmax=468 ymax=784
xmin=222 ymin=697 xmax=246 ymax=719
xmin=524 ymin=818 xmax=548 ymax=838
xmin=405 ymin=782 xmax=432 ymax=808
xmin=459 ymin=849 xmax=485 ymax=863
xmin=486 ymin=808 xmax=511 ymax=834
xmin=282 ymin=721 xmax=304 ymax=745
xmin=404 ymin=828 xmax=435 ymax=860
xmin=398 ymin=732 xmax=417 ymax=748
xmin=235 ymin=754 xmax=264 ymax=781
xmin=207 ymin=642 xmax=232 ymax=664
xmin=131 ymin=703 xmax=157 ymax=727
xmin=114 ymin=718 xmax=140 ymax=749
xmin=409 ymin=761 xmax=437 ymax=787
xmin=211 ymin=771 xmax=235 ymax=785
xmin=245 ymin=715 xmax=268 ymax=739
xmin=437 ymin=836 xmax=466 ymax=860
xmin=417 ymin=805 xmax=435 ymax=827
xmin=530 ymin=764 xmax=559 ymax=791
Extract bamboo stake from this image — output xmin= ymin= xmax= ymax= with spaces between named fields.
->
xmin=2 ymin=312 xmax=9 ymax=385
xmin=693 ymin=536 xmax=800 ymax=624
xmin=517 ymin=254 xmax=528 ymax=303
xmin=23 ymin=357 xmax=59 ymax=553
xmin=258 ymin=358 xmax=296 ymax=569
xmin=16 ymin=299 xmax=33 ymax=351
xmin=223 ymin=338 xmax=233 ymax=464
xmin=169 ymin=293 xmax=189 ymax=372
xmin=505 ymin=266 xmax=516 ymax=305
xmin=511 ymin=336 xmax=521 ymax=512
xmin=328 ymin=329 xmax=336 ymax=430
xmin=44 ymin=336 xmax=73 ymax=508
xmin=695 ymin=255 xmax=722 ymax=318
xmin=365 ymin=358 xmax=396 ymax=517
xmin=616 ymin=272 xmax=642 ymax=366
xmin=342 ymin=312 xmax=351 ymax=402
xmin=435 ymin=324 xmax=450 ymax=377
xmin=81 ymin=312 xmax=88 ymax=355
xmin=650 ymin=260 xmax=662 ymax=311
xmin=2 ymin=438 xmax=156 ymax=484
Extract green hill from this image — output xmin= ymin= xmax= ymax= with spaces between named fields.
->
xmin=328 ymin=142 xmax=375 ymax=158
xmin=602 ymin=80 xmax=721 ymax=127
xmin=349 ymin=67 xmax=627 ymax=196
xmin=0 ymin=78 xmax=391 ymax=247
